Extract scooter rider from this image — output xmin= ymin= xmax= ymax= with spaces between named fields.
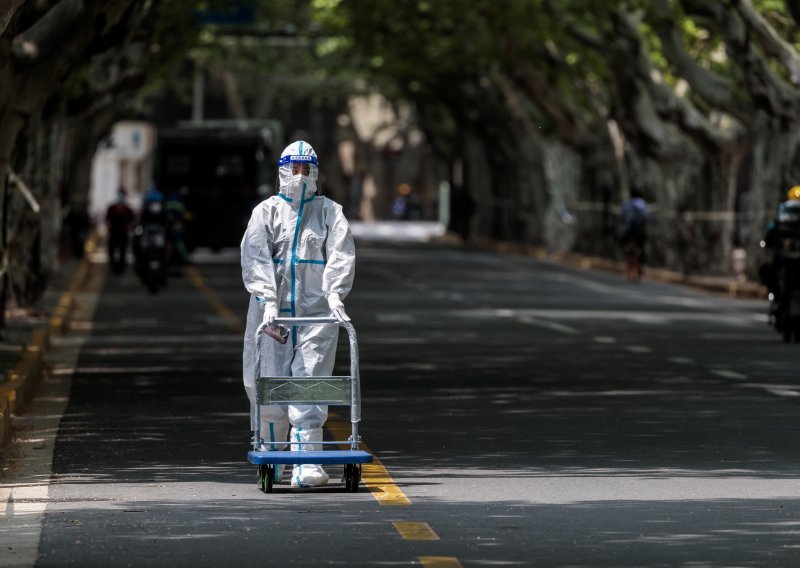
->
xmin=133 ymin=187 xmax=170 ymax=276
xmin=241 ymin=140 xmax=356 ymax=488
xmin=760 ymin=186 xmax=800 ymax=316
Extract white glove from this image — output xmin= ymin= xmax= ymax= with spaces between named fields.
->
xmin=260 ymin=300 xmax=278 ymax=327
xmin=327 ymin=295 xmax=350 ymax=323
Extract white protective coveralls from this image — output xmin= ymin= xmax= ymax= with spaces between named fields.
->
xmin=241 ymin=140 xmax=356 ymax=487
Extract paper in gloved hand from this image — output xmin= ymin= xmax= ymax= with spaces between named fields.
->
xmin=263 ymin=324 xmax=290 ymax=344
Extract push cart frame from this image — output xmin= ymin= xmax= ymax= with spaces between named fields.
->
xmin=247 ymin=316 xmax=372 ymax=492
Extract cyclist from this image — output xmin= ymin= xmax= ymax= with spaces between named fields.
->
xmin=620 ymin=188 xmax=652 ymax=280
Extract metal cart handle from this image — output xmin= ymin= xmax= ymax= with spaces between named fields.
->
xmin=268 ymin=316 xmax=340 ymax=327
xmin=254 ymin=317 xmax=359 ymax=379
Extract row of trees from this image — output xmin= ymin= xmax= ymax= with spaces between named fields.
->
xmin=0 ymin=0 xmax=201 ymax=326
xmin=3 ymin=0 xmax=800 ymax=323
xmin=0 ymin=0 xmax=372 ymax=325
xmin=317 ymin=0 xmax=800 ymax=275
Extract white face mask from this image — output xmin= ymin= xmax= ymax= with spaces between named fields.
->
xmin=280 ymin=171 xmax=317 ymax=201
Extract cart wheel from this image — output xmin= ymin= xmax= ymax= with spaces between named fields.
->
xmin=258 ymin=465 xmax=274 ymax=493
xmin=344 ymin=464 xmax=361 ymax=492
xmin=343 ymin=464 xmax=353 ymax=491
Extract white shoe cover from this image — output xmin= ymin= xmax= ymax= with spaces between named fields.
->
xmin=290 ymin=426 xmax=328 ymax=487
xmin=291 ymin=464 xmax=329 ymax=488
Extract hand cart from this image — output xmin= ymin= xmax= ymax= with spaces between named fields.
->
xmin=247 ymin=316 xmax=373 ymax=493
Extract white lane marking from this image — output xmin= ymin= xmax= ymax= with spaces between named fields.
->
xmin=738 ymin=382 xmax=800 ymax=400
xmin=655 ymin=296 xmax=712 ymax=308
xmin=594 ymin=336 xmax=617 ymax=344
xmin=668 ymin=357 xmax=695 ymax=364
xmin=541 ymin=272 xmax=638 ymax=297
xmin=701 ymin=333 xmax=773 ymax=340
xmin=516 ymin=316 xmax=577 ymax=335
xmin=628 ymin=314 xmax=668 ymax=325
xmin=495 ymin=308 xmax=578 ymax=334
xmin=626 ymin=345 xmax=653 ymax=354
xmin=765 ymin=388 xmax=800 ymax=398
xmin=451 ymin=308 xmax=758 ymax=326
xmin=711 ymin=369 xmax=748 ymax=380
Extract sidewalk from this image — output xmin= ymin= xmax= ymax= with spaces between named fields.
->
xmin=0 ymin=250 xmax=92 ymax=454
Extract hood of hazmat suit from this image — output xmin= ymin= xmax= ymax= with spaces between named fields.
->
xmin=240 ymin=140 xmax=356 ymax=487
xmin=277 ymin=140 xmax=320 ymax=203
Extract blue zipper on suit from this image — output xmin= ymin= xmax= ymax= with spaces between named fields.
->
xmin=289 ymin=181 xmax=308 ymax=344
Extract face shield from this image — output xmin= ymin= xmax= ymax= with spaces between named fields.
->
xmin=278 ymin=154 xmax=319 ymax=188
xmin=277 ymin=141 xmax=319 ymax=200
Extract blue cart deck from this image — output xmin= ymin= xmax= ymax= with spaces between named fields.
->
xmin=248 ymin=450 xmax=373 ymax=465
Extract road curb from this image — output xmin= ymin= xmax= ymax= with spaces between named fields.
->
xmin=0 ymin=252 xmax=93 ymax=452
xmin=0 ymin=329 xmax=48 ymax=449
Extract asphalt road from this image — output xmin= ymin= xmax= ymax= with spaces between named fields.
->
xmin=4 ymin=236 xmax=800 ymax=567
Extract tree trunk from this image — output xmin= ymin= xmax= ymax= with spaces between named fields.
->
xmin=462 ymin=133 xmax=493 ymax=241
xmin=542 ymin=140 xmax=581 ymax=254
xmin=0 ymin=173 xmax=9 ymax=333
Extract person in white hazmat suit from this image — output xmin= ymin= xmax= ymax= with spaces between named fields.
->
xmin=241 ymin=140 xmax=355 ymax=488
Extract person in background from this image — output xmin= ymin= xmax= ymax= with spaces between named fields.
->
xmin=132 ymin=185 xmax=170 ymax=274
xmin=620 ymin=188 xmax=652 ymax=279
xmin=391 ymin=184 xmax=408 ymax=220
xmin=759 ymin=186 xmax=800 ymax=319
xmin=105 ymin=187 xmax=135 ymax=274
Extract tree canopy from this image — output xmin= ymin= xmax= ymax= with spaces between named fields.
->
xmin=306 ymin=0 xmax=800 ymax=271
xmin=4 ymin=0 xmax=800 ymax=318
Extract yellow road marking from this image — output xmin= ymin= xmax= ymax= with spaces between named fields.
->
xmin=417 ymin=557 xmax=463 ymax=568
xmin=2 ymin=235 xmax=99 ymax=415
xmin=326 ymin=419 xmax=411 ymax=505
xmin=186 ymin=265 xmax=245 ymax=333
xmin=361 ymin=462 xmax=412 ymax=505
xmin=49 ymin=236 xmax=95 ymax=334
xmin=186 ymin=265 xmax=411 ymax=505
xmin=393 ymin=522 xmax=439 ymax=541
